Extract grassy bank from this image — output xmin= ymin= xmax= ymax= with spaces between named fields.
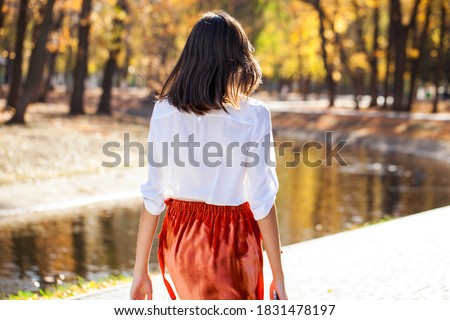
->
xmin=3 ymin=274 xmax=132 ymax=300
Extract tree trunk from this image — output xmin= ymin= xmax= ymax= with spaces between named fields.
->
xmin=0 ymin=0 xmax=5 ymax=31
xmin=316 ymin=1 xmax=336 ymax=107
xmin=70 ymin=0 xmax=92 ymax=115
xmin=433 ymin=0 xmax=446 ymax=113
xmin=346 ymin=0 xmax=372 ymax=110
xmin=335 ymin=32 xmax=364 ymax=110
xmin=406 ymin=2 xmax=431 ymax=112
xmin=97 ymin=0 xmax=127 ymax=115
xmin=38 ymin=9 xmax=65 ymax=102
xmin=37 ymin=50 xmax=57 ymax=102
xmin=299 ymin=75 xmax=311 ymax=100
xmin=5 ymin=0 xmax=28 ymax=115
xmin=5 ymin=56 xmax=13 ymax=85
xmin=8 ymin=0 xmax=55 ymax=124
xmin=368 ymin=1 xmax=379 ymax=108
xmin=392 ymin=26 xmax=407 ymax=111
xmin=391 ymin=0 xmax=405 ymax=111
xmin=97 ymin=54 xmax=117 ymax=114
xmin=391 ymin=0 xmax=422 ymax=111
xmin=120 ymin=25 xmax=132 ymax=86
xmin=0 ymin=0 xmax=6 ymax=87
xmin=65 ymin=25 xmax=74 ymax=90
xmin=382 ymin=0 xmax=395 ymax=110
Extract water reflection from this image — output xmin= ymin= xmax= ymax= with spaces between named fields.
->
xmin=0 ymin=141 xmax=450 ymax=296
xmin=275 ymin=138 xmax=450 ymax=244
xmin=0 ymin=203 xmax=163 ymax=296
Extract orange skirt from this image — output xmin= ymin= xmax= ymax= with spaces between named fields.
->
xmin=157 ymin=198 xmax=264 ymax=300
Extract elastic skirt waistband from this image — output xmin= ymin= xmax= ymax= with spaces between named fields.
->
xmin=158 ymin=197 xmax=263 ymax=300
xmin=164 ymin=198 xmax=251 ymax=214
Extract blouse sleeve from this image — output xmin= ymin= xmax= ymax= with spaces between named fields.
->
xmin=244 ymin=106 xmax=279 ymax=220
xmin=139 ymin=113 xmax=166 ymax=215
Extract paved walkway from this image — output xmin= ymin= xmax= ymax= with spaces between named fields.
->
xmin=73 ymin=205 xmax=450 ymax=300
xmin=0 ymin=167 xmax=145 ymax=216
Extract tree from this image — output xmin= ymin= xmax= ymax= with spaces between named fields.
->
xmin=70 ymin=0 xmax=92 ymax=115
xmin=391 ymin=0 xmax=421 ymax=111
xmin=97 ymin=0 xmax=127 ymax=115
xmin=8 ymin=0 xmax=56 ymax=124
xmin=433 ymin=0 xmax=446 ymax=113
xmin=5 ymin=0 xmax=28 ymax=114
xmin=382 ymin=0 xmax=395 ymax=110
xmin=303 ymin=0 xmax=374 ymax=109
xmin=302 ymin=0 xmax=336 ymax=107
xmin=368 ymin=0 xmax=380 ymax=108
xmin=38 ymin=8 xmax=66 ymax=102
xmin=0 ymin=0 xmax=5 ymax=31
xmin=10 ymin=0 xmax=55 ymax=123
xmin=406 ymin=0 xmax=432 ymax=112
xmin=333 ymin=0 xmax=371 ymax=110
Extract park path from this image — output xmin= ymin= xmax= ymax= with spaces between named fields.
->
xmin=73 ymin=205 xmax=450 ymax=300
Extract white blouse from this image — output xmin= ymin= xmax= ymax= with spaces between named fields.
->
xmin=139 ymin=97 xmax=279 ymax=220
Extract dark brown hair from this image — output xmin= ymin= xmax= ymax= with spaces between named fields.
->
xmin=157 ymin=10 xmax=262 ymax=115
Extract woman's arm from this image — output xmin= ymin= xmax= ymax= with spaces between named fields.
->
xmin=257 ymin=203 xmax=288 ymax=299
xmin=130 ymin=203 xmax=160 ymax=300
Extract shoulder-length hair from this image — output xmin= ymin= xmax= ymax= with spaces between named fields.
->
xmin=157 ymin=10 xmax=262 ymax=115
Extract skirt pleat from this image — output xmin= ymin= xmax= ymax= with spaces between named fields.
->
xmin=157 ymin=198 xmax=264 ymax=300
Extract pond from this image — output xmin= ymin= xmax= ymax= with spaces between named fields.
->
xmin=1 ymin=139 xmax=450 ymax=296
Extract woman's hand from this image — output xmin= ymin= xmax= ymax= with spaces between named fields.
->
xmin=270 ymin=278 xmax=288 ymax=300
xmin=257 ymin=204 xmax=288 ymax=300
xmin=130 ymin=205 xmax=160 ymax=300
xmin=130 ymin=273 xmax=153 ymax=300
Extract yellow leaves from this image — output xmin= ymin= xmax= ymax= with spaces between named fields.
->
xmin=235 ymin=0 xmax=323 ymax=79
xmin=325 ymin=43 xmax=334 ymax=54
xmin=407 ymin=48 xmax=420 ymax=59
xmin=349 ymin=52 xmax=369 ymax=71
xmin=334 ymin=15 xmax=348 ymax=34
xmin=47 ymin=32 xmax=59 ymax=53
xmin=324 ymin=29 xmax=334 ymax=40
xmin=116 ymin=9 xmax=128 ymax=22
xmin=364 ymin=0 xmax=379 ymax=8
xmin=373 ymin=49 xmax=384 ymax=59
xmin=416 ymin=11 xmax=427 ymax=23
xmin=343 ymin=39 xmax=355 ymax=50
xmin=332 ymin=70 xmax=342 ymax=81
xmin=64 ymin=0 xmax=83 ymax=11
xmin=290 ymin=31 xmax=300 ymax=44
xmin=378 ymin=36 xmax=388 ymax=49
xmin=430 ymin=27 xmax=442 ymax=47
xmin=280 ymin=59 xmax=299 ymax=79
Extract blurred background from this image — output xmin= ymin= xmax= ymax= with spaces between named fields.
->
xmin=0 ymin=0 xmax=449 ymax=299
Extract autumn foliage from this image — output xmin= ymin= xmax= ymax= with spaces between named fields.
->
xmin=0 ymin=0 xmax=448 ymax=123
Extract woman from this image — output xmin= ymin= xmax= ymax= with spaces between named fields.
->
xmin=130 ymin=10 xmax=287 ymax=300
